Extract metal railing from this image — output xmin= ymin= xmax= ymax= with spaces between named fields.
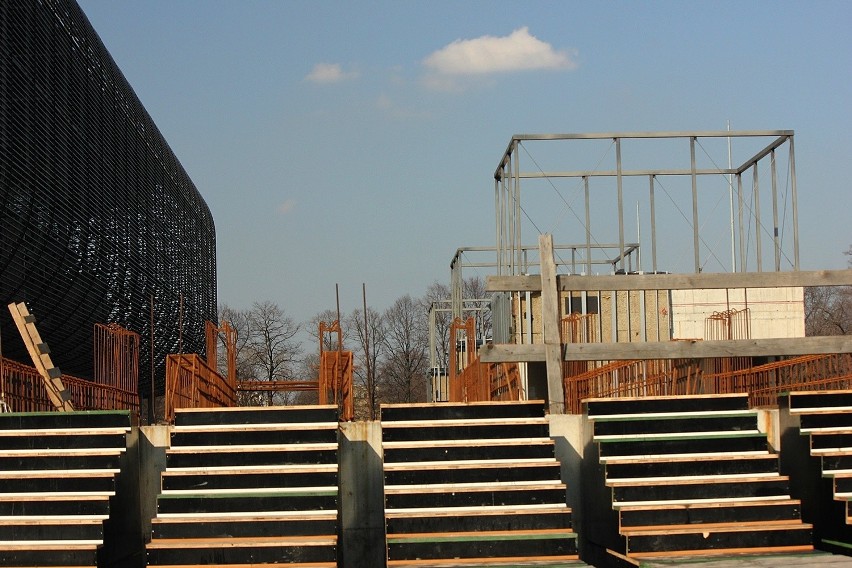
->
xmin=0 ymin=356 xmax=139 ymax=415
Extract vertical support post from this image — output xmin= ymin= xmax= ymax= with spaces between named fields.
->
xmin=513 ymin=140 xmax=521 ymax=275
xmin=737 ymin=174 xmax=745 ymax=272
xmin=770 ymin=149 xmax=781 ymax=271
xmin=753 ymin=165 xmax=763 ymax=272
xmin=690 ymin=137 xmax=700 ymax=273
xmin=584 ymin=176 xmax=592 ymax=275
xmin=789 ymin=136 xmax=800 ymax=270
xmin=539 ymin=234 xmax=565 ymax=414
xmin=615 ymin=138 xmax=625 ymax=271
xmin=649 ymin=175 xmax=658 ymax=273
xmin=495 ymin=177 xmax=502 ymax=276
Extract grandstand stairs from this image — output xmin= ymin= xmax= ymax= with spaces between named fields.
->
xmin=146 ymin=405 xmax=339 ymax=567
xmin=381 ymin=400 xmax=584 ymax=567
xmin=585 ymin=393 xmax=814 ymax=563
xmin=0 ymin=410 xmax=130 ymax=567
xmin=783 ymin=390 xmax=852 ymax=553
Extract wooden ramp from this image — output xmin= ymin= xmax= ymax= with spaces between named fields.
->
xmin=381 ymin=401 xmax=585 ymax=568
xmin=0 ymin=410 xmax=130 ymax=567
xmin=586 ymin=394 xmax=814 ymax=563
xmin=146 ymin=405 xmax=339 ymax=567
xmin=784 ymin=390 xmax=852 ymax=553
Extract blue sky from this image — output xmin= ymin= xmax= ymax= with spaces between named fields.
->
xmin=77 ymin=0 xmax=852 ymax=325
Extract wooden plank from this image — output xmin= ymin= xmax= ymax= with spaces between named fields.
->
xmin=7 ymin=302 xmax=74 ymax=411
xmin=481 ymin=336 xmax=852 ymax=362
xmin=384 ymin=481 xmax=566 ymax=493
xmin=540 ymin=235 xmax=566 ymax=414
xmin=486 ymin=269 xmax=852 ymax=292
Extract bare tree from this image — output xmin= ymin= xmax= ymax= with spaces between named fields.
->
xmin=463 ymin=275 xmax=492 ymax=342
xmin=347 ymin=307 xmax=385 ymax=420
xmin=420 ymin=281 xmax=452 ymax=370
xmin=218 ymin=304 xmax=263 ymax=406
xmin=381 ymin=295 xmax=429 ymax=404
xmin=245 ymin=301 xmax=302 ymax=406
xmin=804 ymin=246 xmax=852 ymax=337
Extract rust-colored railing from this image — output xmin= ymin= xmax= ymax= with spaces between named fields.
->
xmin=563 ymin=352 xmax=852 ymax=413
xmin=164 ymin=353 xmax=236 ymax=422
xmin=703 ymin=353 xmax=852 ymax=407
xmin=319 ymin=350 xmax=353 ymax=421
xmin=0 ymin=356 xmax=139 ymax=414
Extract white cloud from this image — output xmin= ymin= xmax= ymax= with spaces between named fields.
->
xmin=305 ymin=62 xmax=359 ymax=84
xmin=277 ymin=199 xmax=296 ymax=215
xmin=423 ymin=27 xmax=577 ymax=76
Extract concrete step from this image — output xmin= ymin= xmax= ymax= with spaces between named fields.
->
xmin=166 ymin=443 xmax=337 ymax=469
xmin=0 ymin=471 xmax=116 ymax=493
xmin=800 ymin=411 xmax=852 ymax=432
xmin=0 ymin=430 xmax=128 ymax=451
xmin=605 ymin=453 xmax=778 ymax=479
xmin=151 ymin=513 xmax=337 ymax=539
xmin=618 ymin=499 xmax=803 ymax=529
xmin=384 ymin=438 xmax=556 ymax=464
xmin=156 ymin=489 xmax=337 ymax=515
xmin=386 ymin=529 xmax=579 ymax=563
xmin=173 ymin=404 xmax=338 ymax=426
xmin=624 ymin=521 xmax=813 ymax=557
xmin=162 ymin=468 xmax=337 ymax=492
xmin=146 ymin=535 xmax=337 ymax=566
xmin=386 ymin=484 xmax=567 ymax=510
xmin=593 ymin=414 xmax=758 ymax=437
xmin=597 ymin=431 xmax=768 ymax=459
xmin=382 ymin=419 xmax=550 ymax=443
xmin=610 ymin=475 xmax=792 ymax=504
xmin=0 ymin=410 xmax=131 ymax=430
xmin=587 ymin=394 xmax=749 ymax=417
xmin=381 ymin=400 xmax=546 ymax=422
xmin=385 ymin=460 xmax=561 ymax=486
xmin=0 ymin=494 xmax=111 ymax=517
xmin=0 ymin=518 xmax=104 ymax=541
xmin=386 ymin=507 xmax=572 ymax=535
xmin=170 ymin=424 xmax=337 ymax=447
xmin=789 ymin=390 xmax=852 ymax=414
xmin=0 ymin=449 xmax=123 ymax=472
xmin=0 ymin=542 xmax=99 ymax=566
xmin=811 ymin=431 xmax=852 ymax=451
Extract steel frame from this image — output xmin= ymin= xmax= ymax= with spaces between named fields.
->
xmin=494 ymin=131 xmax=798 ymax=276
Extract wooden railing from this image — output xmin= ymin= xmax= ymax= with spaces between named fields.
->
xmin=0 ymin=356 xmax=139 ymax=415
xmin=164 ymin=354 xmax=236 ymax=422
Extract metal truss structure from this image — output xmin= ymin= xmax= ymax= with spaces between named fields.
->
xmin=0 ymin=0 xmax=217 ymax=398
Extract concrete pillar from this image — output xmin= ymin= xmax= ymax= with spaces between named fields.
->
xmin=339 ymin=421 xmax=386 ymax=568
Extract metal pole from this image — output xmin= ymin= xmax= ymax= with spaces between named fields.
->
xmin=770 ymin=149 xmax=781 ymax=271
xmin=737 ymin=174 xmax=745 ymax=272
xmin=690 ymin=137 xmax=700 ymax=273
xmin=789 ymin=136 xmax=800 ymax=270
xmin=494 ymin=178 xmax=501 ymax=276
xmin=616 ymin=138 xmax=625 ymax=271
xmin=727 ymin=123 xmax=737 ymax=272
xmin=362 ymin=283 xmax=374 ymax=420
xmin=584 ymin=176 xmax=592 ymax=275
xmin=513 ymin=141 xmax=521 ymax=275
xmin=753 ymin=165 xmax=763 ymax=272
xmin=149 ymin=294 xmax=155 ymax=425
xmin=649 ymin=175 xmax=658 ymax=273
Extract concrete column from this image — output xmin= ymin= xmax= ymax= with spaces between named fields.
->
xmin=339 ymin=421 xmax=386 ymax=567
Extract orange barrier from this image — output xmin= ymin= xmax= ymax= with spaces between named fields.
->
xmin=164 ymin=353 xmax=236 ymax=422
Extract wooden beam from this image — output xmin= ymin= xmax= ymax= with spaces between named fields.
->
xmin=486 ymin=269 xmax=852 ymax=293
xmin=481 ymin=336 xmax=852 ymax=363
xmin=539 ymin=234 xmax=565 ymax=414
xmin=7 ymin=302 xmax=74 ymax=411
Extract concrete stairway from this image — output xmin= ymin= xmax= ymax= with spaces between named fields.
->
xmin=587 ymin=393 xmax=813 ymax=561
xmin=146 ymin=405 xmax=339 ymax=567
xmin=381 ymin=400 xmax=582 ymax=567
xmin=0 ymin=410 xmax=130 ymax=567
xmin=785 ymin=390 xmax=852 ymax=552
